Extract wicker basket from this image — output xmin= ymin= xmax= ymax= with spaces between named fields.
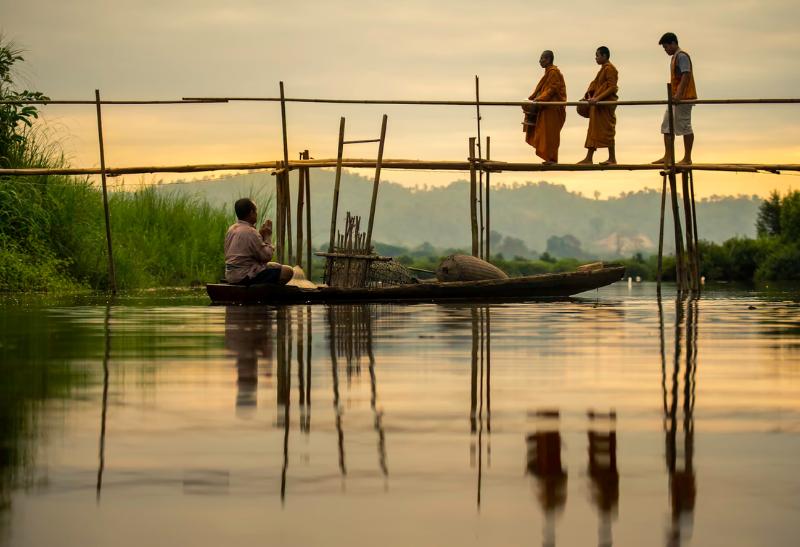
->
xmin=436 ymin=254 xmax=509 ymax=282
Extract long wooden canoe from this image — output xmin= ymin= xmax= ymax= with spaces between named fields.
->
xmin=206 ymin=265 xmax=625 ymax=305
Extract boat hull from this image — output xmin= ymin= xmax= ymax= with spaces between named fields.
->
xmin=206 ymin=265 xmax=626 ymax=305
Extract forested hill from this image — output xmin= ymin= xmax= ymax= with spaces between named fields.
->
xmin=157 ymin=170 xmax=760 ymax=258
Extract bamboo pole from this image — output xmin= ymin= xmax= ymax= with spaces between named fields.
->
xmin=284 ymin=171 xmax=293 ymax=264
xmin=179 ymin=96 xmax=800 ymax=107
xmin=5 ymin=161 xmax=800 ymax=177
xmin=485 ymin=136 xmax=491 ymax=261
xmin=681 ymin=171 xmax=697 ymax=291
xmin=656 ymin=174 xmax=667 ymax=293
xmin=666 ymin=84 xmax=686 ymax=292
xmin=9 ymin=96 xmax=800 ymax=107
xmin=296 ymin=152 xmax=305 ymax=269
xmin=365 ymin=114 xmax=388 ymax=253
xmin=94 ymin=90 xmax=117 ymax=295
xmin=475 ymin=76 xmax=484 ymax=259
xmin=469 ymin=138 xmax=479 ymax=257
xmin=668 ymin=175 xmax=686 ymax=291
xmin=276 ymin=168 xmax=285 ymax=263
xmin=279 ymin=82 xmax=292 ymax=265
xmin=328 ymin=117 xmax=346 ymax=253
xmin=304 ymin=150 xmax=312 ymax=279
xmin=689 ymin=170 xmax=700 ymax=291
xmin=0 ymin=99 xmax=229 ymax=105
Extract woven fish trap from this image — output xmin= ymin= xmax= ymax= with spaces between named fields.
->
xmin=366 ymin=259 xmax=416 ymax=287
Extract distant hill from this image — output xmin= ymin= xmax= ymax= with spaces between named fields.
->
xmin=156 ymin=170 xmax=760 ymax=258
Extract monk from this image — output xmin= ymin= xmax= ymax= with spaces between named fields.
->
xmin=578 ymin=46 xmax=619 ymax=165
xmin=653 ymin=32 xmax=697 ymax=165
xmin=524 ymin=50 xmax=567 ymax=165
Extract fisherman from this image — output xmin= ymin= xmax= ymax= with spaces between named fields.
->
xmin=224 ymin=198 xmax=294 ymax=285
xmin=653 ymin=32 xmax=697 ymax=166
xmin=524 ymin=50 xmax=567 ymax=165
xmin=578 ymin=46 xmax=619 ymax=165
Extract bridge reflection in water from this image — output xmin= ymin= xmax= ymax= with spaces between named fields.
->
xmin=210 ymin=297 xmax=700 ymax=546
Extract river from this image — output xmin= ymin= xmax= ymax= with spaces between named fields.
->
xmin=1 ymin=283 xmax=799 ymax=546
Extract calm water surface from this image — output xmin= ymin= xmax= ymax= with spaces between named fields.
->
xmin=2 ymin=283 xmax=800 ymax=546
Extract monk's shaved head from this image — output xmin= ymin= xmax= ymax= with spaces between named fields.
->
xmin=542 ymin=50 xmax=554 ymax=62
xmin=597 ymin=46 xmax=610 ymax=59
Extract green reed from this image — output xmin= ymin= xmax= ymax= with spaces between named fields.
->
xmin=0 ymin=127 xmax=276 ymax=291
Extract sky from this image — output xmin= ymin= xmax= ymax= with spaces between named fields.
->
xmin=2 ymin=0 xmax=799 ymax=198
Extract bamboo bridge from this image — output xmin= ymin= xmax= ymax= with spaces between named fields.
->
xmin=2 ymin=81 xmax=798 ymax=295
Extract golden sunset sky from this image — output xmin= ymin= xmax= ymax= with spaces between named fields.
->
xmin=3 ymin=0 xmax=799 ymax=197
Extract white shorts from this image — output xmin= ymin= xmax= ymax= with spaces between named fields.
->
xmin=660 ymin=104 xmax=694 ymax=136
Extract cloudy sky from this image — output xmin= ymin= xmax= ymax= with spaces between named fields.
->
xmin=3 ymin=0 xmax=799 ymax=197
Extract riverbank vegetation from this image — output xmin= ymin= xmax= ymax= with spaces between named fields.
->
xmin=0 ymin=38 xmax=238 ymax=292
xmin=379 ymin=190 xmax=800 ymax=283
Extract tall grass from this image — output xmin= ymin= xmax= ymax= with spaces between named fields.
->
xmin=0 ymin=127 xmax=266 ymax=292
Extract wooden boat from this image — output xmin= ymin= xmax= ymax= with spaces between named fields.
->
xmin=206 ymin=264 xmax=625 ymax=305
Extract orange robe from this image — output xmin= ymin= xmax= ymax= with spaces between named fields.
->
xmin=525 ymin=65 xmax=567 ymax=162
xmin=584 ymin=62 xmax=618 ymax=149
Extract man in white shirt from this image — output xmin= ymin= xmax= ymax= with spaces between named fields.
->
xmin=224 ymin=198 xmax=294 ymax=285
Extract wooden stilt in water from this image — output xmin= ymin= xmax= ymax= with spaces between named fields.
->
xmin=475 ymin=76 xmax=484 ymax=259
xmin=469 ymin=137 xmax=479 ymax=257
xmin=284 ymin=170 xmax=293 ymax=264
xmin=365 ymin=114 xmax=388 ymax=252
xmin=668 ymin=173 xmax=687 ymax=291
xmin=681 ymin=171 xmax=697 ymax=291
xmin=666 ymin=84 xmax=686 ymax=292
xmin=303 ymin=150 xmax=312 ymax=278
xmin=279 ymin=82 xmax=292 ymax=264
xmin=689 ymin=170 xmax=700 ymax=291
xmin=656 ymin=174 xmax=667 ymax=293
xmin=94 ymin=89 xmax=117 ymax=294
xmin=296 ymin=152 xmax=305 ymax=269
xmin=328 ymin=118 xmax=346 ymax=253
xmin=485 ymin=136 xmax=491 ymax=261
xmin=276 ymin=168 xmax=285 ymax=263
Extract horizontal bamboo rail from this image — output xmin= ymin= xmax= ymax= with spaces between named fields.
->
xmin=3 ymin=160 xmax=799 ymax=178
xmin=2 ymin=97 xmax=799 ymax=107
xmin=0 ymin=99 xmax=229 ymax=105
xmin=183 ymin=96 xmax=800 ymax=107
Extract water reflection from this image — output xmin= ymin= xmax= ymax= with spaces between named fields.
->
xmin=663 ymin=297 xmax=698 ymax=547
xmin=470 ymin=307 xmax=491 ymax=508
xmin=225 ymin=307 xmax=273 ymax=415
xmin=526 ymin=411 xmax=567 ymax=547
xmin=4 ymin=286 xmax=800 ymax=547
xmin=588 ymin=410 xmax=618 ymax=547
xmin=96 ymin=304 xmax=111 ymax=502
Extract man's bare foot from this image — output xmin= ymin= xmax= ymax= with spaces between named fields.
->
xmin=651 ymin=157 xmax=667 ymax=164
xmin=676 ymin=158 xmax=692 ymax=166
xmin=542 ymin=160 xmax=556 ymax=166
xmin=576 ymin=158 xmax=593 ymax=165
xmin=600 ymin=159 xmax=617 ymax=165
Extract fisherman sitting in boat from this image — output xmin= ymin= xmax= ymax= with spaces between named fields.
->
xmin=224 ymin=198 xmax=294 ymax=285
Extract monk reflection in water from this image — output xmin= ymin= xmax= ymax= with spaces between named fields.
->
xmin=578 ymin=46 xmax=619 ymax=165
xmin=587 ymin=410 xmax=619 ymax=547
xmin=526 ymin=410 xmax=567 ymax=547
xmin=524 ymin=50 xmax=567 ymax=165
xmin=224 ymin=307 xmax=273 ymax=417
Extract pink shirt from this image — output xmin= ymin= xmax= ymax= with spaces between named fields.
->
xmin=224 ymin=220 xmax=275 ymax=283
